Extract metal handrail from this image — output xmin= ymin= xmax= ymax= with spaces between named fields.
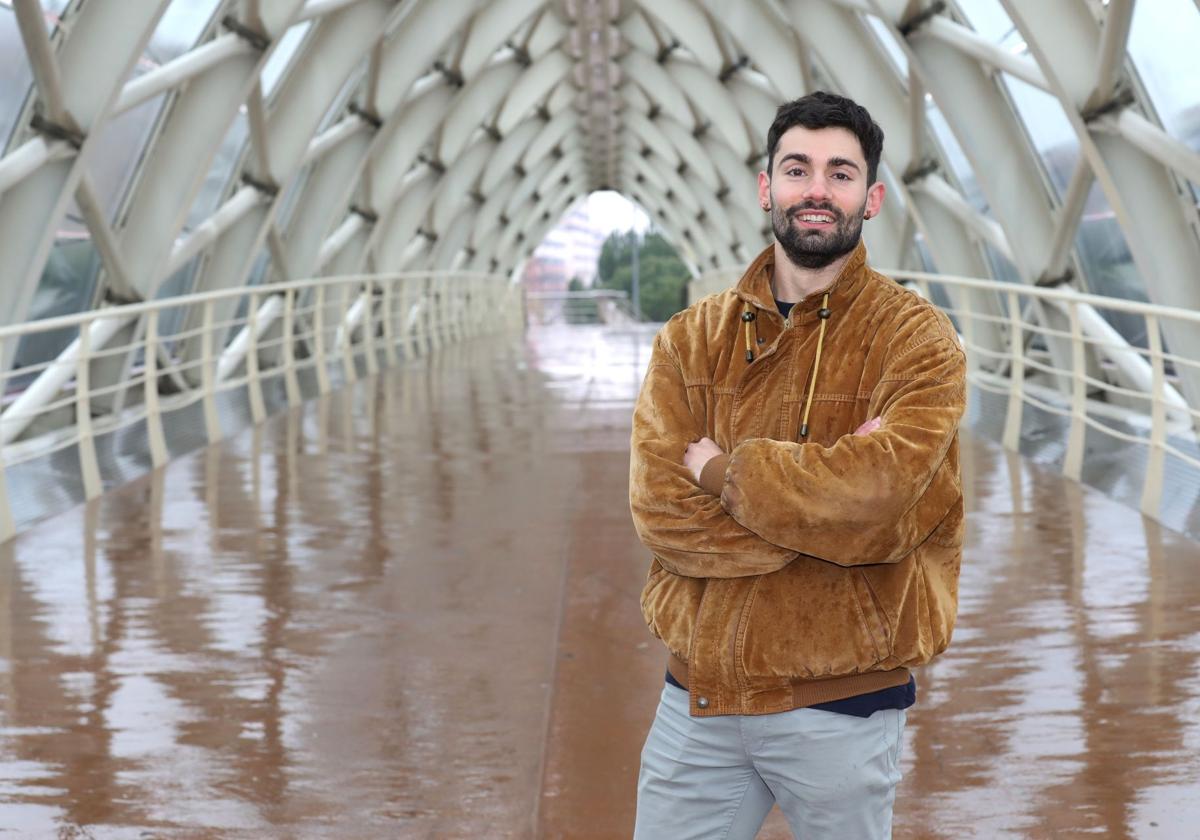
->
xmin=524 ymin=289 xmax=640 ymax=325
xmin=692 ymin=266 xmax=1200 ymax=525
xmin=0 ymin=271 xmax=522 ymax=541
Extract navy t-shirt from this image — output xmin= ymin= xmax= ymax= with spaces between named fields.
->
xmin=665 ymin=669 xmax=914 ymax=718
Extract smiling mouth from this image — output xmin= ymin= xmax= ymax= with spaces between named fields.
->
xmin=788 ymin=207 xmax=839 ymax=225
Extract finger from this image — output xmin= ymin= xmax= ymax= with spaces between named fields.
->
xmin=853 ymin=417 xmax=881 ymax=436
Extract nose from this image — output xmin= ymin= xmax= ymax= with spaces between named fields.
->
xmin=802 ymin=175 xmax=832 ymax=202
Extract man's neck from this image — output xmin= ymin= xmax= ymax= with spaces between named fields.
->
xmin=770 ymin=242 xmax=855 ymax=303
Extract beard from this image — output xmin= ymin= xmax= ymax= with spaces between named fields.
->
xmin=771 ymin=196 xmax=866 ymax=270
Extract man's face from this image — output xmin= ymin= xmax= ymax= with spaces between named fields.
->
xmin=757 ymin=126 xmax=885 ymax=270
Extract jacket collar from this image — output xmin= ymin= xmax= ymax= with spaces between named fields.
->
xmin=733 ymin=240 xmax=871 ymax=323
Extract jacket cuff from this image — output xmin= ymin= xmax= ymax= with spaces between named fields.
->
xmin=698 ymin=453 xmax=731 ymax=495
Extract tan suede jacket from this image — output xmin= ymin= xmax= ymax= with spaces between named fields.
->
xmin=630 ymin=241 xmax=966 ymax=717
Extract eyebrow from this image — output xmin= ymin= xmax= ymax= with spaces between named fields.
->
xmin=778 ymin=152 xmax=861 ymax=173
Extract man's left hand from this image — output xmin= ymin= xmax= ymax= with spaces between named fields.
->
xmin=684 ymin=437 xmax=724 ymax=483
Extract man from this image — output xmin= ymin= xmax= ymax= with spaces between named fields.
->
xmin=628 ymin=91 xmax=966 ymax=839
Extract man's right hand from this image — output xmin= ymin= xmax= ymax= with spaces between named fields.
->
xmin=854 ymin=416 xmax=882 ymax=436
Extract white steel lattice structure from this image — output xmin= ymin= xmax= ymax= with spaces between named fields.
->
xmin=0 ymin=0 xmax=1199 ymax=533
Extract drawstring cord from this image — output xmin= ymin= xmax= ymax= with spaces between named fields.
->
xmin=742 ymin=310 xmax=756 ymax=362
xmin=742 ymin=292 xmax=832 ymax=439
xmin=800 ymin=293 xmax=832 ymax=438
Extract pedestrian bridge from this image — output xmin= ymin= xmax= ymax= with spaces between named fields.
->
xmin=2 ymin=0 xmax=1200 ymax=836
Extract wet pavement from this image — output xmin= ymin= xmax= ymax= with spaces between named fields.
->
xmin=0 ymin=324 xmax=1198 ymax=838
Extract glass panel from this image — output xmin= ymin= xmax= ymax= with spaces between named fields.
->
xmin=1075 ymin=180 xmax=1148 ymax=347
xmin=185 ymin=111 xmax=248 ymax=232
xmin=1128 ymin=0 xmax=1200 ymax=153
xmin=982 ymin=242 xmax=1020 ymax=284
xmin=318 ymin=64 xmax=362 ymax=133
xmin=142 ymin=0 xmax=222 ymax=65
xmin=245 ymin=248 xmax=271 ymax=286
xmin=954 ymin=0 xmax=1019 ymax=45
xmin=864 ymin=14 xmax=908 ymax=80
xmin=925 ymin=98 xmax=988 ymax=213
xmin=913 ymin=232 xmax=936 ymax=272
xmin=62 ymin=88 xmax=168 ymax=231
xmin=154 ymin=255 xmax=201 ymax=342
xmin=1001 ymin=73 xmax=1078 ymax=198
xmin=0 ymin=5 xmax=33 ymax=149
xmin=914 ymin=233 xmax=960 ymax=327
xmin=275 ymin=165 xmax=310 ymax=230
xmin=11 ymin=238 xmax=101 ymax=373
xmin=262 ymin=20 xmax=312 ymax=97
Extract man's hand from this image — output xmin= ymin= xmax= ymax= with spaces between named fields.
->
xmin=684 ymin=437 xmax=724 ymax=483
xmin=855 ymin=416 xmax=882 ymax=436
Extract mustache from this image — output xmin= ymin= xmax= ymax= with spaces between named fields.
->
xmin=786 ymin=202 xmax=843 ymax=221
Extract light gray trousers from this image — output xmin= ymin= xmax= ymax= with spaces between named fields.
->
xmin=634 ymin=683 xmax=905 ymax=840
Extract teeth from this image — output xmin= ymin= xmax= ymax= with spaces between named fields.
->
xmin=798 ymin=214 xmax=833 ymax=223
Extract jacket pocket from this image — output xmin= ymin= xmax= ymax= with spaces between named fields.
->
xmin=928 ymin=494 xmax=964 ymax=547
xmin=641 ymin=558 xmax=705 ymax=657
xmin=737 ymin=559 xmax=891 ymax=680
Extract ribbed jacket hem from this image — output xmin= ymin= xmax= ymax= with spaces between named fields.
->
xmin=668 ymin=653 xmax=911 ymax=716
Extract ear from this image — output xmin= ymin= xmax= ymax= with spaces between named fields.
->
xmin=757 ymin=170 xmax=771 ymax=211
xmin=864 ymin=179 xmax=885 ymax=219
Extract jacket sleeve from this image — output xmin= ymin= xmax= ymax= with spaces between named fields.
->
xmin=629 ymin=332 xmax=799 ymax=578
xmin=720 ymin=331 xmax=966 ymax=566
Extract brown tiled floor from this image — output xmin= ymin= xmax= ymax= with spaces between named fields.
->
xmin=0 ymin=326 xmax=1198 ymax=838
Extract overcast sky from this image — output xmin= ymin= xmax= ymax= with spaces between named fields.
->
xmin=583 ymin=190 xmax=651 ymax=238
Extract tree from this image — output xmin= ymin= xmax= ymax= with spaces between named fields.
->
xmin=595 ymin=230 xmax=691 ymax=322
xmin=567 ymin=275 xmax=585 ymax=292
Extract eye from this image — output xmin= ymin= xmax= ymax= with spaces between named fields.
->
xmin=786 ymin=166 xmax=805 ymax=177
xmin=832 ymin=172 xmax=851 ymax=181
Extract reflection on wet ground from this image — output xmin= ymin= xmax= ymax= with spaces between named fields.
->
xmin=0 ymin=324 xmax=1197 ymax=838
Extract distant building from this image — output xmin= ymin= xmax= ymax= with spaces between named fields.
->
xmin=521 ymin=200 xmax=607 ymax=291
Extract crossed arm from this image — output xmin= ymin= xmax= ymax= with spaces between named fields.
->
xmin=628 ymin=335 xmax=800 ymax=578
xmin=629 ymin=330 xmax=966 ymax=577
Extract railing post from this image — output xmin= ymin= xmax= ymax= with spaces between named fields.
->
xmin=509 ymin=277 xmax=524 ymax=333
xmin=406 ymin=278 xmax=423 ymax=357
xmin=428 ymin=278 xmax=443 ymax=351
xmin=0 ymin=442 xmax=14 ymax=541
xmin=144 ymin=310 xmax=169 ymax=468
xmin=1002 ymin=290 xmax=1024 ymax=452
xmin=282 ymin=288 xmax=301 ymax=407
xmin=314 ymin=285 xmax=331 ymax=395
xmin=396 ymin=277 xmax=412 ymax=359
xmin=0 ymin=339 xmax=16 ymax=539
xmin=445 ymin=277 xmax=458 ymax=342
xmin=415 ymin=277 xmax=430 ymax=356
xmin=339 ymin=282 xmax=357 ymax=384
xmin=467 ymin=275 xmax=479 ymax=336
xmin=1062 ymin=300 xmax=1087 ymax=481
xmin=201 ymin=300 xmax=222 ymax=443
xmin=1141 ymin=313 xmax=1166 ymax=518
xmin=475 ymin=275 xmax=487 ymax=335
xmin=959 ymin=289 xmax=979 ymax=380
xmin=381 ymin=279 xmax=397 ymax=367
xmin=453 ymin=275 xmax=467 ymax=341
xmin=246 ymin=291 xmax=265 ymax=424
xmin=75 ymin=319 xmax=102 ymax=499
xmin=362 ymin=284 xmax=379 ymax=377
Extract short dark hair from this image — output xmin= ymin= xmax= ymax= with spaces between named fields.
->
xmin=765 ymin=91 xmax=884 ymax=184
